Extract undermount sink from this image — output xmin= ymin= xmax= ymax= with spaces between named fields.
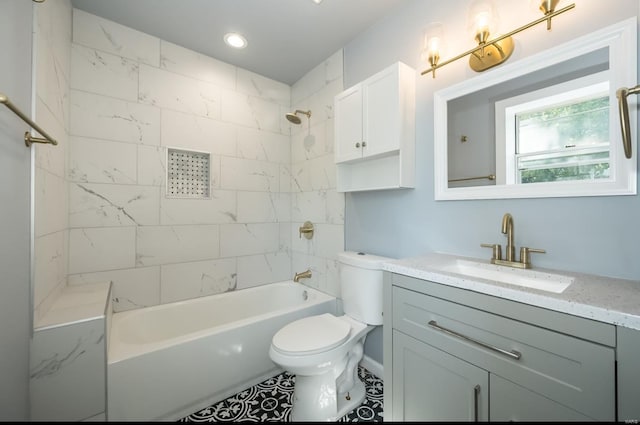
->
xmin=440 ymin=259 xmax=575 ymax=294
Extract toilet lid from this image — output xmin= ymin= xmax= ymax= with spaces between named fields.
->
xmin=272 ymin=313 xmax=351 ymax=354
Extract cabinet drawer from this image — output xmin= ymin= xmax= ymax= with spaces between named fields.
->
xmin=392 ymin=286 xmax=615 ymax=421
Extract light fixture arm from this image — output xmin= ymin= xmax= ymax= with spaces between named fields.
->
xmin=421 ymin=3 xmax=575 ymax=78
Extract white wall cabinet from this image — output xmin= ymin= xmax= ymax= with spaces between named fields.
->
xmin=334 ymin=62 xmax=415 ymax=192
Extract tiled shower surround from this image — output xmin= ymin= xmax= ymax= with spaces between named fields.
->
xmin=33 ymin=5 xmax=345 ymax=315
xmin=32 ymin=0 xmax=72 ymax=326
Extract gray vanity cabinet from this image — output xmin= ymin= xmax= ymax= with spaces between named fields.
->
xmin=383 ymin=273 xmax=617 ymax=422
xmin=617 ymin=326 xmax=640 ymax=421
xmin=392 ymin=330 xmax=488 ymax=421
xmin=489 ymin=375 xmax=593 ymax=421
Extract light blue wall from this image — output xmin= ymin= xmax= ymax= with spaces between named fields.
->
xmin=343 ymin=0 xmax=640 ymax=364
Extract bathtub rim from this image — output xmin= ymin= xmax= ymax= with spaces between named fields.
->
xmin=108 ymin=281 xmax=336 ymax=364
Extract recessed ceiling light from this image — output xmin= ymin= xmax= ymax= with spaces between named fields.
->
xmin=312 ymin=0 xmax=323 ymax=3
xmin=224 ymin=32 xmax=247 ymax=49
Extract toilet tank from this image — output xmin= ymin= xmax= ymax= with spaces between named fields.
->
xmin=339 ymin=251 xmax=391 ymax=326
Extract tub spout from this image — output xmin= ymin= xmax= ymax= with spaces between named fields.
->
xmin=294 ymin=269 xmax=312 ymax=282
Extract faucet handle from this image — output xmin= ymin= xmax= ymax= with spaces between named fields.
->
xmin=520 ymin=247 xmax=545 ymax=268
xmin=481 ymin=243 xmax=502 ymax=262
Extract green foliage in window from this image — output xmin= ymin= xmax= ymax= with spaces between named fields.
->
xmin=521 ymin=162 xmax=610 ymax=183
xmin=518 ymin=96 xmax=609 ymax=150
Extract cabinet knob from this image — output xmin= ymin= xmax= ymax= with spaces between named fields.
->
xmin=355 ymin=142 xmax=360 ymax=148
xmin=362 ymin=141 xmax=367 ymax=147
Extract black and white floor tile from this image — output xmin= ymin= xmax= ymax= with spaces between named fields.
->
xmin=179 ymin=366 xmax=383 ymax=422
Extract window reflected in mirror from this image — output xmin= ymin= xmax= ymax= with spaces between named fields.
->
xmin=434 ymin=18 xmax=637 ymax=200
xmin=448 ymin=47 xmax=609 ymax=189
xmin=497 ymin=72 xmax=610 ymax=185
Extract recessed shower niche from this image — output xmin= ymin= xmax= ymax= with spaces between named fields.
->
xmin=166 ymin=147 xmax=211 ymax=199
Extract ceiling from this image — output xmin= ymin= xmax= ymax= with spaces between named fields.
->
xmin=70 ymin=0 xmax=407 ymax=85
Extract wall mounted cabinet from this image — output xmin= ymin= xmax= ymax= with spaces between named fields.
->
xmin=334 ymin=62 xmax=415 ymax=192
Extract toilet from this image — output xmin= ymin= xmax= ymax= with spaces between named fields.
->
xmin=269 ymin=251 xmax=389 ymax=421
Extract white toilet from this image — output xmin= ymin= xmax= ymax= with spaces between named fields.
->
xmin=269 ymin=251 xmax=389 ymax=421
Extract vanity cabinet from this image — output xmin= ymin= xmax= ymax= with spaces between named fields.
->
xmin=393 ymin=330 xmax=488 ymax=421
xmin=617 ymin=326 xmax=640 ymax=421
xmin=384 ymin=273 xmax=617 ymax=422
xmin=489 ymin=374 xmax=593 ymax=421
xmin=334 ymin=62 xmax=415 ymax=192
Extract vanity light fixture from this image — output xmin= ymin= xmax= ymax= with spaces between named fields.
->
xmin=421 ymin=0 xmax=575 ymax=78
xmin=421 ymin=23 xmax=444 ymax=78
xmin=224 ymin=32 xmax=247 ymax=49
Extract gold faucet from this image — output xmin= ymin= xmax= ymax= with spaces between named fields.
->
xmin=294 ymin=269 xmax=312 ymax=282
xmin=501 ymin=213 xmax=515 ymax=262
xmin=481 ymin=213 xmax=546 ymax=269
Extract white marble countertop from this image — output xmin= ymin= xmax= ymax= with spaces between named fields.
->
xmin=35 ymin=282 xmax=111 ymax=330
xmin=383 ymin=252 xmax=640 ymax=331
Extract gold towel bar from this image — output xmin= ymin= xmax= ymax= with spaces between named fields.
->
xmin=0 ymin=92 xmax=58 ymax=147
xmin=448 ymin=174 xmax=496 ymax=183
xmin=616 ymin=85 xmax=640 ymax=159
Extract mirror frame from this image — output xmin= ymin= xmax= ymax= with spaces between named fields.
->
xmin=434 ymin=18 xmax=637 ymax=200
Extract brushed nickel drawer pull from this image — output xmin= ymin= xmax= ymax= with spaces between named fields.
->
xmin=427 ymin=320 xmax=522 ymax=360
xmin=473 ymin=384 xmax=480 ymax=422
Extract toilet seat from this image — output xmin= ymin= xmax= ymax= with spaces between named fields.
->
xmin=272 ymin=313 xmax=351 ymax=355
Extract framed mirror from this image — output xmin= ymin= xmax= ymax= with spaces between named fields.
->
xmin=434 ymin=18 xmax=637 ymax=200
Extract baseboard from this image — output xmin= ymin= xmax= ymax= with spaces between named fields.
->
xmin=360 ymin=355 xmax=383 ymax=380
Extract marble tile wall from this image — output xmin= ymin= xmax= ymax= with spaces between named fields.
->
xmin=289 ymin=51 xmax=345 ymax=298
xmin=33 ymin=0 xmax=72 ymax=324
xmin=29 ymin=281 xmax=110 ymax=421
xmin=30 ymin=317 xmax=106 ymax=421
xmin=32 ymin=4 xmax=346 ymax=317
xmin=67 ymin=9 xmax=301 ymax=311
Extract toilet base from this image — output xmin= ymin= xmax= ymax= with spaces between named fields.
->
xmin=336 ymin=378 xmax=366 ymax=420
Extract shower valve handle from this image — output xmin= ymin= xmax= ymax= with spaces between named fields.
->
xmin=299 ymin=221 xmax=314 ymax=239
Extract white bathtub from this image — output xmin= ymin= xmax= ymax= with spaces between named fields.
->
xmin=107 ymin=281 xmax=336 ymax=421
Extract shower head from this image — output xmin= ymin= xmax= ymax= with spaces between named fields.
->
xmin=285 ymin=113 xmax=301 ymax=125
xmin=285 ymin=109 xmax=311 ymax=125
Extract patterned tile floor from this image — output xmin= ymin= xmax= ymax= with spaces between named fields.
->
xmin=179 ymin=366 xmax=383 ymax=422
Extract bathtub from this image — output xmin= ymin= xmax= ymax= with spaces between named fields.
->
xmin=107 ymin=281 xmax=336 ymax=421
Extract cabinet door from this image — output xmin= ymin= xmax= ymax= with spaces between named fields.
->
xmin=617 ymin=326 xmax=640 ymax=421
xmin=334 ymin=84 xmax=363 ymax=163
xmin=490 ymin=374 xmax=593 ymax=422
xmin=363 ymin=66 xmax=400 ymax=158
xmin=392 ymin=330 xmax=488 ymax=422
